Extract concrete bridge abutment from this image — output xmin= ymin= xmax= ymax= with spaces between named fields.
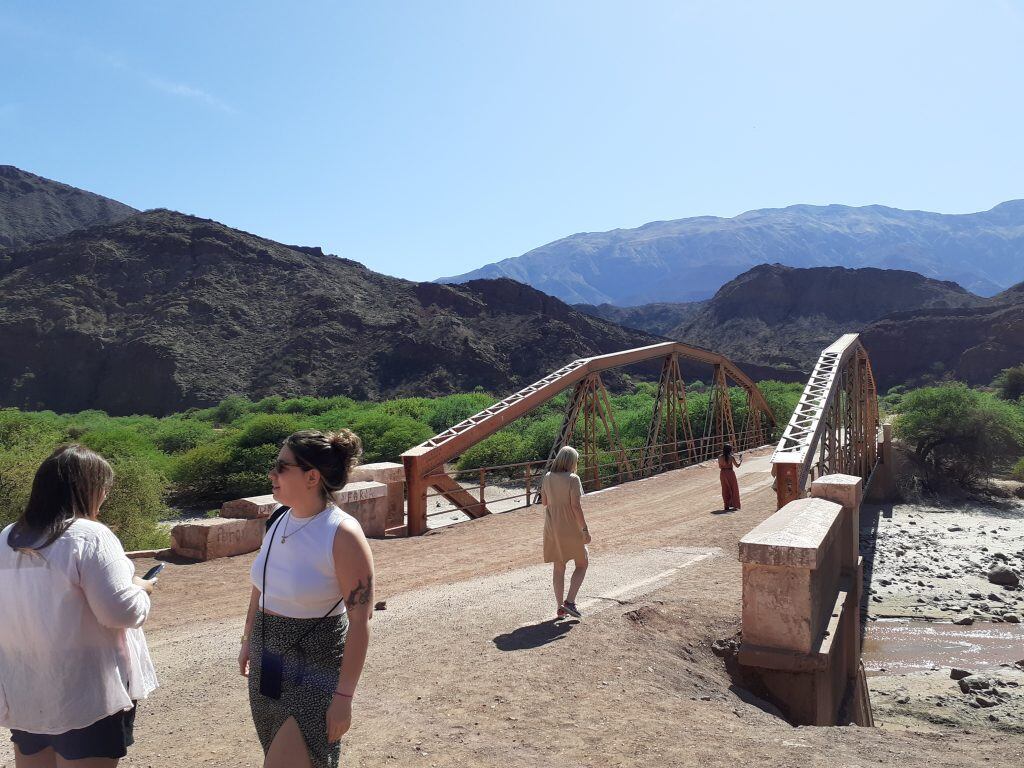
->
xmin=738 ymin=473 xmax=872 ymax=726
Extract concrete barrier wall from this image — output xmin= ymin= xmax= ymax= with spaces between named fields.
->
xmin=738 ymin=473 xmax=870 ymax=726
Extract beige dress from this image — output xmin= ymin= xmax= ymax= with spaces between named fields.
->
xmin=542 ymin=471 xmax=587 ymax=563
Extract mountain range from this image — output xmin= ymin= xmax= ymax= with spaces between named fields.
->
xmin=0 ymin=209 xmax=669 ymax=415
xmin=439 ymin=202 xmax=1024 ymax=305
xmin=2 ymin=165 xmax=1022 ymax=414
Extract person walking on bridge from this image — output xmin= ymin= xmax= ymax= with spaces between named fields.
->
xmin=541 ymin=446 xmax=591 ymax=619
xmin=718 ymin=442 xmax=743 ymax=511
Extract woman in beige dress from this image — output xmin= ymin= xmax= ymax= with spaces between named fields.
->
xmin=541 ymin=446 xmax=591 ymax=619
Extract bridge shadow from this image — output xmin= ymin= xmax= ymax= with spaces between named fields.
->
xmin=493 ymin=618 xmax=579 ymax=651
xmin=859 ymin=501 xmax=893 ymax=641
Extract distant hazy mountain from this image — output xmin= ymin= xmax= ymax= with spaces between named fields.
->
xmin=0 ymin=210 xmax=663 ymax=415
xmin=0 ymin=165 xmax=137 ymax=249
xmin=438 ymin=202 xmax=1024 ymax=304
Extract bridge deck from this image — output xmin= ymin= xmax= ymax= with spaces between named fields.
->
xmin=4 ymin=448 xmax=1006 ymax=766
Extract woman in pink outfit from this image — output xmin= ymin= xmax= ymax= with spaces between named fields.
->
xmin=718 ymin=443 xmax=742 ymax=511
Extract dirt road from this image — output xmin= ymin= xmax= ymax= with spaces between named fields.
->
xmin=3 ymin=451 xmax=1018 ymax=766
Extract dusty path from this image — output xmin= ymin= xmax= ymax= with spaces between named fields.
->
xmin=2 ymin=451 xmax=1018 ymax=766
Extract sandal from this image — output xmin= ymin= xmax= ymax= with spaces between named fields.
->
xmin=562 ymin=601 xmax=582 ymax=618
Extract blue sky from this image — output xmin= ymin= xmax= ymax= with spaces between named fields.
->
xmin=2 ymin=2 xmax=1023 ymax=281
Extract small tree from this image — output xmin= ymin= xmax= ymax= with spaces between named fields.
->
xmin=894 ymin=384 xmax=1024 ymax=486
xmin=992 ymin=365 xmax=1024 ymax=402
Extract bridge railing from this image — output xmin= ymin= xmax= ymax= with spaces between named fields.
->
xmin=770 ymin=334 xmax=879 ymax=509
xmin=402 ymin=341 xmax=777 ymax=535
xmin=421 ymin=430 xmax=771 ymax=521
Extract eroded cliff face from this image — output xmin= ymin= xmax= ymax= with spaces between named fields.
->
xmin=0 ymin=210 xmax=662 ymax=415
xmin=861 ymin=299 xmax=1024 ymax=391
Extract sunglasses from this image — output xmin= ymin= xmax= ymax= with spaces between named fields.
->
xmin=271 ymin=459 xmax=308 ymax=474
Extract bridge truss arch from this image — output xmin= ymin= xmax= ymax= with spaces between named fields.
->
xmin=401 ymin=341 xmax=777 ymax=535
xmin=770 ymin=333 xmax=880 ymax=508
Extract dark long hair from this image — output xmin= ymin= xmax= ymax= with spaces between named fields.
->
xmin=721 ymin=443 xmax=734 ymax=459
xmin=10 ymin=444 xmax=114 ymax=550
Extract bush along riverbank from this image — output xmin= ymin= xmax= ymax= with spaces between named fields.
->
xmin=0 ymin=381 xmax=803 ymax=550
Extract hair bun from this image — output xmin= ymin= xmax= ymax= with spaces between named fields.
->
xmin=326 ymin=429 xmax=362 ymax=457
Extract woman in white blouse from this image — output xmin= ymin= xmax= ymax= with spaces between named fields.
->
xmin=0 ymin=445 xmax=158 ymax=767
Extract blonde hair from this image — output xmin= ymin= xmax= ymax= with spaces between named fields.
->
xmin=550 ymin=445 xmax=579 ymax=474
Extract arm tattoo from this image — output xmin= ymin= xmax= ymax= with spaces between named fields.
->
xmin=346 ymin=575 xmax=373 ymax=609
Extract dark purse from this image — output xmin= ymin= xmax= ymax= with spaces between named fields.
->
xmin=258 ymin=510 xmax=345 ymax=700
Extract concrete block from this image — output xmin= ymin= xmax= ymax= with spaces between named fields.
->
xmin=348 ymin=462 xmax=405 ymax=528
xmin=172 ymin=518 xmax=265 ymax=561
xmin=220 ymin=494 xmax=278 ymax=519
xmin=349 ymin=462 xmax=405 ymax=484
xmin=333 ymin=481 xmax=389 ymax=538
xmin=739 ymin=497 xmax=842 ymax=569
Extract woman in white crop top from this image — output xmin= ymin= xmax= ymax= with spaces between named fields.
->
xmin=0 ymin=444 xmax=158 ymax=766
xmin=240 ymin=429 xmax=374 ymax=768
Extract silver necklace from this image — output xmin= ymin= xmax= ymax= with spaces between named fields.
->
xmin=280 ymin=509 xmax=324 ymax=543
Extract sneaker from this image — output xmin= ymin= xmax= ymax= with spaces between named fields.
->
xmin=557 ymin=606 xmax=567 ymax=619
xmin=562 ymin=601 xmax=582 ymax=618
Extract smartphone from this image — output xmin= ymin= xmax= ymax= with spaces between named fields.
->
xmin=143 ymin=563 xmax=165 ymax=580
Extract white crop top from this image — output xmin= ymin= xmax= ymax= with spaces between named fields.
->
xmin=250 ymin=504 xmax=349 ymax=619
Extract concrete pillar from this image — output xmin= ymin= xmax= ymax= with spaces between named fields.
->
xmin=349 ymin=462 xmax=405 ymax=531
xmin=810 ymin=474 xmax=862 ymax=574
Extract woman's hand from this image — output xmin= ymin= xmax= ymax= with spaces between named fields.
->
xmin=326 ymin=695 xmax=353 ymax=743
xmin=238 ymin=639 xmax=250 ymax=677
xmin=132 ymin=576 xmax=155 ymax=594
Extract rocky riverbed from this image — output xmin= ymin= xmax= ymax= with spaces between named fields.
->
xmin=862 ymin=488 xmax=1024 ymax=733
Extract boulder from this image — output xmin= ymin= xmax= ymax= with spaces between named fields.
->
xmin=988 ymin=565 xmax=1021 ymax=587
xmin=171 ymin=518 xmax=265 ymax=561
xmin=220 ymin=494 xmax=278 ymax=519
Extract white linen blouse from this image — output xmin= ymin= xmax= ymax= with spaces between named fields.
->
xmin=0 ymin=518 xmax=158 ymax=734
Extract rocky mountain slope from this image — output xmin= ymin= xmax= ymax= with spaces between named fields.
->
xmin=0 ymin=165 xmax=137 ymax=250
xmin=671 ymin=264 xmax=988 ymax=371
xmin=573 ymin=301 xmax=706 ymax=336
xmin=439 ymin=201 xmax=1024 ymax=304
xmin=0 ymin=210 xmax=663 ymax=415
xmin=861 ymin=283 xmax=1024 ymax=391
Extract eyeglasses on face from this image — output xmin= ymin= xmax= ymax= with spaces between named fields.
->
xmin=271 ymin=459 xmax=307 ymax=474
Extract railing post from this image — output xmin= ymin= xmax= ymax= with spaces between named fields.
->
xmin=524 ymin=463 xmax=532 ymax=507
xmin=478 ymin=468 xmax=486 ymax=508
xmin=402 ymin=449 xmax=430 ymax=536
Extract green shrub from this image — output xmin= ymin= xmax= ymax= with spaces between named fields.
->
xmin=426 ymin=393 xmax=494 ymax=433
xmin=455 ymin=430 xmax=527 ymax=471
xmin=895 ymin=384 xmax=1024 ymax=485
xmin=1012 ymin=457 xmax=1024 ymax=483
xmin=993 ymin=365 xmax=1024 ymax=403
xmin=210 ymin=395 xmax=253 ymax=426
xmin=100 ymin=457 xmax=170 ymax=550
xmin=235 ymin=414 xmax=303 ymax=450
xmin=350 ymin=412 xmax=433 ymax=463
xmin=151 ymin=419 xmax=215 ymax=454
